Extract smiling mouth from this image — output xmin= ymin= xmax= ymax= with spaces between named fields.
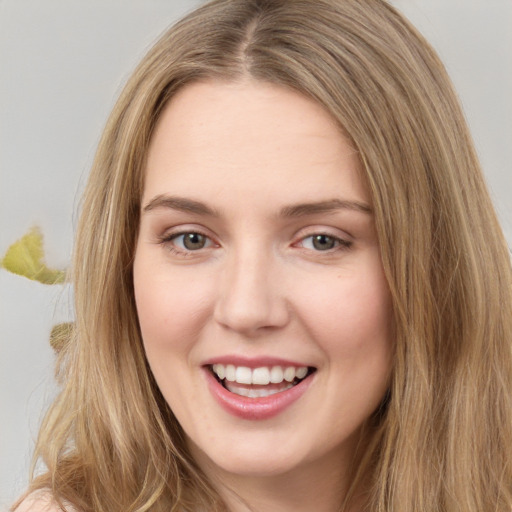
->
xmin=209 ymin=364 xmax=316 ymax=398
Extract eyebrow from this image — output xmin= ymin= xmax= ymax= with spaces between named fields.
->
xmin=280 ymin=199 xmax=372 ymax=217
xmin=142 ymin=195 xmax=372 ymax=217
xmin=143 ymin=195 xmax=220 ymax=216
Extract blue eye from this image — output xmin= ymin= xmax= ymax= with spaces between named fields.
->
xmin=301 ymin=234 xmax=351 ymax=251
xmin=171 ymin=232 xmax=211 ymax=251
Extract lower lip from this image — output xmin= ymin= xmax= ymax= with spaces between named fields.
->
xmin=204 ymin=368 xmax=314 ymax=420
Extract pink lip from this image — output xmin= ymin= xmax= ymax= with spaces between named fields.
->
xmin=203 ymin=366 xmax=314 ymax=420
xmin=202 ymin=355 xmax=310 ymax=368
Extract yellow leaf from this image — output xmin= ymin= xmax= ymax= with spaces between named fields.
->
xmin=49 ymin=322 xmax=74 ymax=352
xmin=1 ymin=227 xmax=66 ymax=284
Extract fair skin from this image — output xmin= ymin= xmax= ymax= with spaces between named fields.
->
xmin=19 ymin=80 xmax=392 ymax=512
xmin=15 ymin=493 xmax=76 ymax=512
xmin=133 ymin=79 xmax=393 ymax=512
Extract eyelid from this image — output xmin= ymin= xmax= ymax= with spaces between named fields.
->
xmin=292 ymin=225 xmax=352 ymax=242
xmin=297 ymin=234 xmax=351 ymax=250
xmin=158 ymin=222 xmax=214 ymax=239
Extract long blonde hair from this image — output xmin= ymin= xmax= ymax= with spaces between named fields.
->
xmin=20 ymin=0 xmax=512 ymax=510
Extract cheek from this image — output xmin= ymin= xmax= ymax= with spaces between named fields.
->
xmin=133 ymin=256 xmax=214 ymax=354
xmin=132 ymin=258 xmax=216 ymax=413
xmin=295 ymin=259 xmax=392 ymax=359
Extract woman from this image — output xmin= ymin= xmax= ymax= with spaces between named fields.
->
xmin=14 ymin=0 xmax=512 ymax=511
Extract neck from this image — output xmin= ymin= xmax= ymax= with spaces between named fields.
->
xmin=217 ymin=467 xmax=350 ymax=512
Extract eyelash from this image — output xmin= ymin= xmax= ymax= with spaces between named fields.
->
xmin=158 ymin=230 xmax=353 ymax=257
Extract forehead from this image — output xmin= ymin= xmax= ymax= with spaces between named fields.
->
xmin=143 ymin=79 xmax=368 ymax=210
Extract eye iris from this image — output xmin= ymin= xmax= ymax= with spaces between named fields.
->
xmin=312 ymin=234 xmax=336 ymax=250
xmin=183 ymin=233 xmax=206 ymax=250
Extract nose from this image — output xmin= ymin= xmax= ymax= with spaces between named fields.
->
xmin=213 ymin=248 xmax=290 ymax=336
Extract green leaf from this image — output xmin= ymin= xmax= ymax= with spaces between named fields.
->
xmin=1 ymin=226 xmax=66 ymax=284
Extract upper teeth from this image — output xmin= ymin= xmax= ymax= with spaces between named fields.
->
xmin=212 ymin=364 xmax=309 ymax=385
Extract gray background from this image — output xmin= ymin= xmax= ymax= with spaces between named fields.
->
xmin=1 ymin=1 xmax=511 ymax=508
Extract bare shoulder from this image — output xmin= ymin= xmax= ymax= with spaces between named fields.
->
xmin=13 ymin=492 xmax=77 ymax=512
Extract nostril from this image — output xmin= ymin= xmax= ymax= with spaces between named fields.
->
xmin=213 ymin=264 xmax=290 ymax=334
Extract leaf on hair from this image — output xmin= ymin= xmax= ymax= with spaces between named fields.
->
xmin=49 ymin=322 xmax=74 ymax=353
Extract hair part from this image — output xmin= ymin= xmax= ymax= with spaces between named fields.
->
xmin=19 ymin=1 xmax=512 ymax=511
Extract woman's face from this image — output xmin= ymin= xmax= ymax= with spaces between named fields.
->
xmin=133 ymin=80 xmax=393 ymax=481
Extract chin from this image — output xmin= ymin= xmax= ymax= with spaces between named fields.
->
xmin=222 ymin=456 xmax=301 ymax=478
xmin=188 ymin=436 xmax=310 ymax=479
